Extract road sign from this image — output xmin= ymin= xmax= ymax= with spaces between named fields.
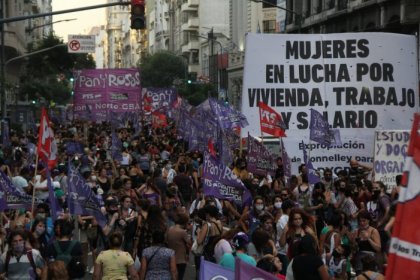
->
xmin=67 ymin=35 xmax=96 ymax=53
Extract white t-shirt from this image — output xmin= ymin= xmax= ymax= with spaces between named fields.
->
xmin=214 ymin=239 xmax=232 ymax=264
xmin=33 ymin=175 xmax=49 ymax=200
xmin=276 ymin=214 xmax=289 ymax=255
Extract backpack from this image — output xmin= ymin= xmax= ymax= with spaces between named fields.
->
xmin=53 ymin=240 xmax=86 ymax=278
xmin=5 ymin=250 xmax=39 ymax=279
xmin=53 ymin=240 xmax=77 ymax=265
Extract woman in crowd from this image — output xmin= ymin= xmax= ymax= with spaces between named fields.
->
xmin=279 ymin=207 xmax=317 ymax=260
xmin=140 ymin=230 xmax=177 ymax=280
xmin=30 ymin=218 xmax=49 ymax=259
xmin=138 ymin=205 xmax=167 ymax=258
xmin=291 ymin=235 xmax=329 ymax=280
xmin=137 ymin=178 xmax=162 ymax=207
xmin=166 ymin=212 xmax=191 ymax=280
xmin=93 ymin=232 xmax=138 ymax=280
xmin=352 ymin=210 xmax=381 ymax=275
xmin=248 ymin=227 xmax=277 ymax=262
xmin=356 ymin=254 xmax=385 ymax=280
xmin=197 ymin=205 xmax=223 ymax=263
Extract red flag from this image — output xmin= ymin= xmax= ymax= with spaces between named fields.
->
xmin=143 ymin=96 xmax=153 ymax=112
xmin=258 ymin=102 xmax=286 ymax=137
xmin=386 ymin=113 xmax=420 ymax=280
xmin=37 ymin=108 xmax=57 ymax=169
xmin=151 ymin=111 xmax=167 ymax=128
xmin=208 ymin=138 xmax=216 ymax=157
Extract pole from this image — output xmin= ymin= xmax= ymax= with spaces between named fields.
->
xmin=1 ymin=0 xmax=4 ymax=121
xmin=0 ymin=2 xmax=130 ymax=24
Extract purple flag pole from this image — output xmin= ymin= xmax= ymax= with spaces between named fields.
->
xmin=46 ymin=169 xmax=62 ymax=221
xmin=302 ymin=141 xmax=321 ymax=185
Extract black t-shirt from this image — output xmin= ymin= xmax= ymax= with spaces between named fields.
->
xmin=45 ymin=240 xmax=83 ymax=261
xmin=292 ymin=254 xmax=324 ymax=280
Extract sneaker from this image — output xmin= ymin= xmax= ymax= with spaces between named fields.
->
xmin=89 ymin=267 xmax=94 ymax=274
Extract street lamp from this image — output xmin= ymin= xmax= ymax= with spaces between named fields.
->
xmin=25 ymin=18 xmax=77 ymax=33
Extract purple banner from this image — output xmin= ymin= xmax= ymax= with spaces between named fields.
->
xmin=2 ymin=120 xmax=10 ymax=148
xmin=202 ymin=152 xmax=251 ymax=206
xmin=234 ymin=258 xmax=278 ymax=280
xmin=247 ymin=134 xmax=277 ymax=177
xmin=141 ymin=88 xmax=177 ymax=112
xmin=67 ymin=164 xmax=107 ymax=227
xmin=200 ymin=257 xmax=234 ymax=279
xmin=73 ymin=68 xmax=141 ymax=122
xmin=209 ymin=98 xmax=248 ymax=129
xmin=0 ymin=171 xmax=43 ymax=210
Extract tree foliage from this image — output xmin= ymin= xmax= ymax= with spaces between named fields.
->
xmin=140 ymin=51 xmax=186 ymax=88
xmin=19 ymin=34 xmax=96 ymax=105
xmin=139 ymin=51 xmax=218 ymax=105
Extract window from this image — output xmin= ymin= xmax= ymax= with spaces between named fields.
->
xmin=262 ymin=0 xmax=277 ymax=8
xmin=263 ymin=20 xmax=276 ymax=33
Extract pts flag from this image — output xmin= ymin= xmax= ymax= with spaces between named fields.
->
xmin=37 ymin=108 xmax=57 ymax=170
xmin=258 ymin=102 xmax=286 ymax=137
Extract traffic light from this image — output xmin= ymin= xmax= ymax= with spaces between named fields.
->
xmin=131 ymin=0 xmax=146 ymax=30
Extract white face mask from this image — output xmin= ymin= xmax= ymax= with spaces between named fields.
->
xmin=274 ymin=202 xmax=282 ymax=209
xmin=255 ymin=205 xmax=264 ymax=211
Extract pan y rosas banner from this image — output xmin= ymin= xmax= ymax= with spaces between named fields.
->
xmin=241 ymin=33 xmax=419 ymax=176
xmin=73 ymin=68 xmax=141 ymax=122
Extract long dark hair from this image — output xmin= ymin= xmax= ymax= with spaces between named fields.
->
xmin=287 ymin=208 xmax=314 ymax=231
xmin=146 ymin=205 xmax=167 ymax=233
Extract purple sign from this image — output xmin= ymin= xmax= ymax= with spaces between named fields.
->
xmin=141 ymin=88 xmax=177 ymax=112
xmin=302 ymin=141 xmax=321 ymax=185
xmin=73 ymin=68 xmax=141 ymax=122
xmin=67 ymin=164 xmax=107 ymax=227
xmin=202 ymin=152 xmax=251 ymax=206
xmin=235 ymin=258 xmax=278 ymax=280
xmin=247 ymin=134 xmax=277 ymax=177
xmin=0 ymin=171 xmax=43 ymax=210
xmin=200 ymin=257 xmax=234 ymax=279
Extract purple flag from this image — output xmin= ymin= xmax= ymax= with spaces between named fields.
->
xmin=200 ymin=257 xmax=234 ymax=279
xmin=202 ymin=152 xmax=252 ymax=206
xmin=111 ymin=130 xmax=123 ymax=161
xmin=141 ymin=88 xmax=177 ymax=112
xmin=209 ymin=98 xmax=248 ymax=129
xmin=67 ymin=164 xmax=107 ymax=227
xmin=234 ymin=258 xmax=278 ymax=280
xmin=2 ymin=121 xmax=10 ymax=148
xmin=247 ymin=133 xmax=277 ymax=177
xmin=280 ymin=138 xmax=292 ymax=180
xmin=309 ymin=108 xmax=330 ymax=146
xmin=66 ymin=141 xmax=84 ymax=156
xmin=302 ymin=141 xmax=321 ymax=185
xmin=0 ymin=170 xmax=43 ymax=210
xmin=309 ymin=109 xmax=342 ymax=147
xmin=46 ymin=169 xmax=62 ymax=221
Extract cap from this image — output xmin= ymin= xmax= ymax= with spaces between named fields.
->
xmin=232 ymin=232 xmax=249 ymax=249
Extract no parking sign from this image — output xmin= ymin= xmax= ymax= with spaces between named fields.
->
xmin=68 ymin=35 xmax=96 ymax=53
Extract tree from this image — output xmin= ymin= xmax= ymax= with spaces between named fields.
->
xmin=139 ymin=51 xmax=218 ymax=105
xmin=140 ymin=50 xmax=186 ymax=88
xmin=19 ymin=34 xmax=96 ymax=105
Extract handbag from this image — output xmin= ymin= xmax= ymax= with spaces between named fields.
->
xmin=192 ymin=222 xmax=210 ymax=256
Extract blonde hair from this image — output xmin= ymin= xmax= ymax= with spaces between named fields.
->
xmin=48 ymin=261 xmax=69 ymax=280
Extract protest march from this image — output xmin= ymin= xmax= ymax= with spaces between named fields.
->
xmin=0 ymin=32 xmax=418 ymax=280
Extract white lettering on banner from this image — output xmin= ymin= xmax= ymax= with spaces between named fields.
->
xmin=76 ymin=72 xmax=140 ymax=89
xmin=203 ymin=154 xmax=242 ymax=184
xmin=241 ymin=33 xmax=418 ymax=174
xmin=389 ymin=237 xmax=420 ymax=262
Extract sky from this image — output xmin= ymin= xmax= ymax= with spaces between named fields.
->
xmin=51 ymin=0 xmax=107 ymax=41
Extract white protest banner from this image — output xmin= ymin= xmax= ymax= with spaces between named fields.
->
xmin=241 ymin=33 xmax=419 ymax=175
xmin=374 ymin=130 xmax=410 ymax=192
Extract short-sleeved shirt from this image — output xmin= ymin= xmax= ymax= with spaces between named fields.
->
xmin=95 ymin=249 xmax=134 ymax=280
xmin=219 ymin=252 xmax=256 ymax=271
xmin=0 ymin=249 xmax=45 ymax=280
xmin=142 ymin=246 xmax=175 ymax=280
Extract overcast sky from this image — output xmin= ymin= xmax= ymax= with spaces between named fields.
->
xmin=51 ymin=0 xmax=107 ymax=41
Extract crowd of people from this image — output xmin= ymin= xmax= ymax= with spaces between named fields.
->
xmin=0 ymin=117 xmax=398 ymax=280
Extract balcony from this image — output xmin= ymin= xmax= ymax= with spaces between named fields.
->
xmin=181 ymin=0 xmax=199 ymax=12
xmin=181 ymin=18 xmax=199 ymax=31
xmin=181 ymin=40 xmax=199 ymax=53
